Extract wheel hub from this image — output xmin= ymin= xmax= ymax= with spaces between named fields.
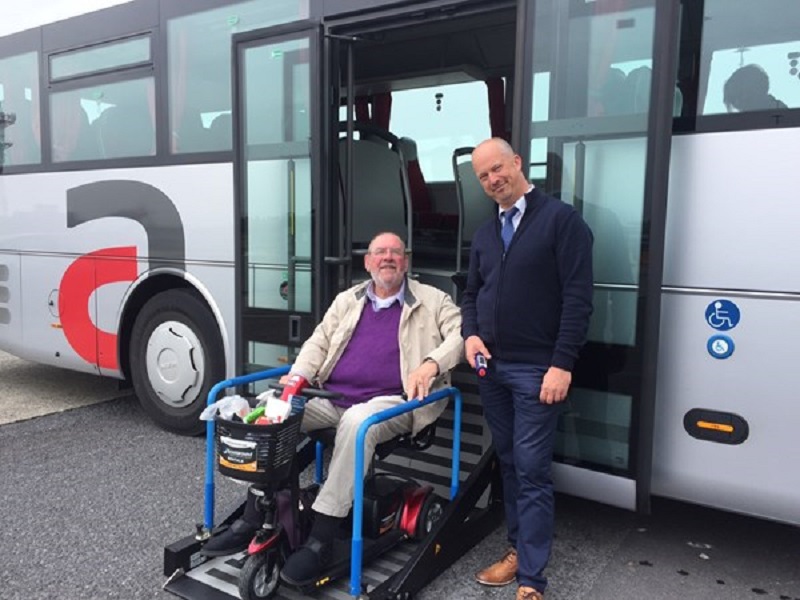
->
xmin=145 ymin=321 xmax=204 ymax=408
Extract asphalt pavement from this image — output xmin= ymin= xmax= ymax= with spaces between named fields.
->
xmin=1 ymin=353 xmax=798 ymax=600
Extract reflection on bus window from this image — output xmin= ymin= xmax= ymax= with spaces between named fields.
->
xmin=390 ymin=81 xmax=490 ymax=181
xmin=50 ymin=78 xmax=155 ymax=162
xmin=167 ymin=0 xmax=307 ymax=154
xmin=0 ymin=52 xmax=41 ymax=166
xmin=700 ymin=0 xmax=800 ymax=115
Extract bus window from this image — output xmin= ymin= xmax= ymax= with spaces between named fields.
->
xmin=167 ymin=0 xmax=308 ymax=154
xmin=50 ymin=35 xmax=151 ymax=81
xmin=0 ymin=51 xmax=41 ymax=166
xmin=700 ymin=0 xmax=800 ymax=115
xmin=390 ymin=81 xmax=490 ymax=181
xmin=50 ymin=77 xmax=155 ymax=161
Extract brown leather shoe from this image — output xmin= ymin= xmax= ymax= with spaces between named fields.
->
xmin=475 ymin=548 xmax=517 ymax=586
xmin=516 ymin=585 xmax=544 ymax=600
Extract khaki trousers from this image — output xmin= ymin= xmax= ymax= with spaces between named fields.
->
xmin=301 ymin=395 xmax=413 ymax=518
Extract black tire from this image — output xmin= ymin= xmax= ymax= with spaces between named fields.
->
xmin=414 ymin=493 xmax=446 ymax=540
xmin=239 ymin=549 xmax=281 ymax=600
xmin=129 ymin=289 xmax=224 ymax=436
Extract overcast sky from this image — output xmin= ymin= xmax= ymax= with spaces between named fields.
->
xmin=0 ymin=0 xmax=132 ymax=37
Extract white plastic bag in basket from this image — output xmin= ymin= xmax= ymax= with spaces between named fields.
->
xmin=199 ymin=394 xmax=250 ymax=421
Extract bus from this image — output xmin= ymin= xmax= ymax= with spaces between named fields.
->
xmin=1 ymin=0 xmax=798 ymax=530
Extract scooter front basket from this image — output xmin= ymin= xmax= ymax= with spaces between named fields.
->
xmin=215 ymin=410 xmax=303 ymax=484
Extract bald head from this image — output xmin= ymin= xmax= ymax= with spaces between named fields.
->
xmin=471 ymin=138 xmax=529 ymax=210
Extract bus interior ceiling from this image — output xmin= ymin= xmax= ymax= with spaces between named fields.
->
xmin=331 ymin=5 xmax=516 ymax=293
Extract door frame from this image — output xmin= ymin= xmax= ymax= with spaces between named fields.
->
xmin=231 ymin=20 xmax=326 ymax=373
xmin=512 ymin=0 xmax=682 ymax=512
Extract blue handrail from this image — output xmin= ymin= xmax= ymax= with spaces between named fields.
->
xmin=349 ymin=387 xmax=462 ymax=597
xmin=203 ymin=365 xmax=291 ymax=531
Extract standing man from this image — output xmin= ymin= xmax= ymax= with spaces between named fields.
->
xmin=461 ymin=138 xmax=593 ymax=600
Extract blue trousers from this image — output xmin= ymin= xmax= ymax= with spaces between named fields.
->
xmin=478 ymin=360 xmax=562 ymax=591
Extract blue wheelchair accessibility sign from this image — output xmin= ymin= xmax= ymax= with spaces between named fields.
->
xmin=705 ymin=299 xmax=740 ymax=331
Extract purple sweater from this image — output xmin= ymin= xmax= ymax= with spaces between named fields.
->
xmin=324 ymin=302 xmax=403 ymax=407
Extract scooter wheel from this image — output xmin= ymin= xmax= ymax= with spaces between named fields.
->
xmin=415 ymin=493 xmax=446 ymax=539
xmin=238 ymin=548 xmax=281 ymax=600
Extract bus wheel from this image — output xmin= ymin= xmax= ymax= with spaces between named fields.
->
xmin=129 ymin=289 xmax=224 ymax=436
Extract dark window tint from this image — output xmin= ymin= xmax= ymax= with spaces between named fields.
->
xmin=51 ymin=77 xmax=155 ymax=162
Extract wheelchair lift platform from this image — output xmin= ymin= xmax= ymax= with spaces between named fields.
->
xmin=165 ymin=371 xmax=500 ymax=599
xmin=164 ymin=442 xmax=502 ymax=600
xmin=165 ymin=541 xmax=420 ymax=600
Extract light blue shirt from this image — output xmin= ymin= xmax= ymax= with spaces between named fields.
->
xmin=498 ymin=185 xmax=534 ymax=232
xmin=366 ymin=280 xmax=406 ymax=311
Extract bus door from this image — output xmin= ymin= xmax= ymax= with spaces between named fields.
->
xmin=515 ymin=0 xmax=680 ymax=512
xmin=232 ymin=22 xmax=325 ymax=373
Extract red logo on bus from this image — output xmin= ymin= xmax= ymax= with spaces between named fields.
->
xmin=59 ymin=246 xmax=138 ymax=370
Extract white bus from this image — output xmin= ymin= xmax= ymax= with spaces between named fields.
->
xmin=1 ymin=0 xmax=798 ymax=527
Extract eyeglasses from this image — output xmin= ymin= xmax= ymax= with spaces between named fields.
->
xmin=369 ymin=247 xmax=406 ymax=257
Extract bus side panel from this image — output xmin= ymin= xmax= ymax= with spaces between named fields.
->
xmin=664 ymin=129 xmax=800 ymax=292
xmin=108 ymin=163 xmax=237 ymax=380
xmin=0 ymin=164 xmax=236 ymax=379
xmin=654 ymin=131 xmax=800 ymax=525
xmin=653 ymin=293 xmax=800 ymax=525
xmin=0 ymin=252 xmax=23 ymax=357
xmin=20 ymin=253 xmax=101 ymax=375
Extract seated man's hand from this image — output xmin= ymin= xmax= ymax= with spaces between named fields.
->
xmin=405 ymin=360 xmax=439 ymax=401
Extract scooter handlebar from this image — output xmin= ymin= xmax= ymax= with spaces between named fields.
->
xmin=267 ymin=380 xmax=344 ymax=400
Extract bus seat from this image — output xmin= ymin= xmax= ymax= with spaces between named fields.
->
xmin=452 ymin=147 xmax=495 ymax=274
xmin=398 ymin=137 xmax=458 ymax=233
xmin=95 ymin=105 xmax=154 ymax=158
xmin=625 ymin=65 xmax=652 ymax=113
xmin=339 ymin=122 xmax=412 ymax=252
xmin=598 ymin=67 xmax=628 ymax=115
xmin=207 ymin=113 xmax=232 ymax=151
xmin=51 ymin=101 xmax=98 ymax=162
xmin=173 ymin=109 xmax=207 ymax=153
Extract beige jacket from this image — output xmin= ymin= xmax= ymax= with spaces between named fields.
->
xmin=291 ymin=278 xmax=464 ymax=436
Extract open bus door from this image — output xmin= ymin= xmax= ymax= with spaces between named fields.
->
xmin=232 ymin=21 xmax=327 ymax=373
xmin=514 ymin=0 xmax=680 ymax=513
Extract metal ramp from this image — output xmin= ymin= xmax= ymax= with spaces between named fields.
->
xmin=165 ymin=370 xmax=503 ymax=600
xmin=165 ymin=542 xmax=420 ymax=600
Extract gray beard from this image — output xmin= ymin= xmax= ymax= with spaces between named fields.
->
xmin=371 ymin=271 xmax=402 ymax=292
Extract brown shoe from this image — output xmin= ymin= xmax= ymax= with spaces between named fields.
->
xmin=475 ymin=548 xmax=517 ymax=586
xmin=517 ymin=585 xmax=544 ymax=600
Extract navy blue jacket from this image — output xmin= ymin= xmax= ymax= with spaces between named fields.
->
xmin=461 ymin=187 xmax=593 ymax=371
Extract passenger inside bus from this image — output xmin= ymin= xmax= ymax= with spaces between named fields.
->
xmin=723 ymin=64 xmax=787 ymax=112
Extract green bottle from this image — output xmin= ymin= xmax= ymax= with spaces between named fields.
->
xmin=244 ymin=406 xmax=265 ymax=424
